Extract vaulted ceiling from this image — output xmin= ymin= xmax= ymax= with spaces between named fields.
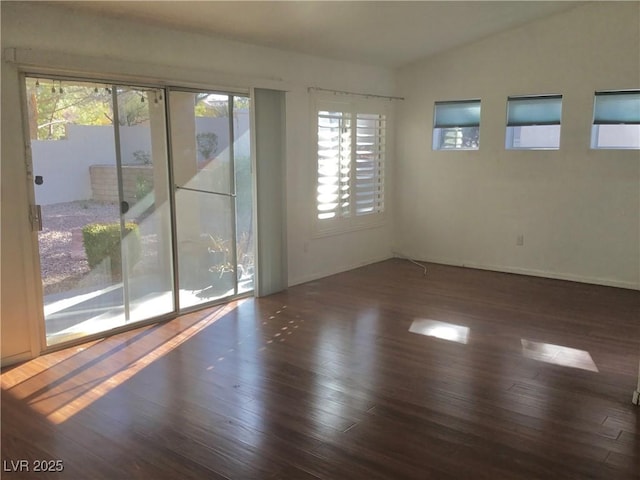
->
xmin=53 ymin=1 xmax=581 ymax=68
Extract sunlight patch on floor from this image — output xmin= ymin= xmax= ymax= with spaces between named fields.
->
xmin=409 ymin=319 xmax=469 ymax=344
xmin=1 ymin=301 xmax=242 ymax=424
xmin=521 ymin=339 xmax=599 ymax=372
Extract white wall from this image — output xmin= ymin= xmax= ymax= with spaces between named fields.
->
xmin=32 ymin=125 xmax=116 ymax=204
xmin=395 ymin=2 xmax=640 ymax=290
xmin=1 ymin=2 xmax=396 ymax=363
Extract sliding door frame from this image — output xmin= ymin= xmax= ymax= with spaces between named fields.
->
xmin=19 ymin=69 xmax=254 ymax=354
xmin=165 ymin=86 xmax=249 ymax=314
xmin=110 ymin=86 xmax=131 ymax=321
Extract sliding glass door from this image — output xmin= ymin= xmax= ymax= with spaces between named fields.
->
xmin=114 ymin=87 xmax=175 ymax=323
xmin=26 ymin=77 xmax=175 ymax=346
xmin=169 ymin=90 xmax=254 ymax=310
xmin=26 ymin=76 xmax=254 ymax=347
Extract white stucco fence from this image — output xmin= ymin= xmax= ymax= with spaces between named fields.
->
xmin=33 ymin=112 xmax=250 ymax=205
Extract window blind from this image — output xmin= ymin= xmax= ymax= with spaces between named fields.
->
xmin=507 ymin=95 xmax=562 ymax=126
xmin=433 ymin=100 xmax=481 ymax=128
xmin=593 ymin=91 xmax=640 ymax=125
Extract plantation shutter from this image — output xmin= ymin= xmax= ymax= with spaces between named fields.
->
xmin=355 ymin=113 xmax=385 ymax=215
xmin=317 ymin=109 xmax=352 ymax=220
xmin=315 ymin=98 xmax=387 ymax=228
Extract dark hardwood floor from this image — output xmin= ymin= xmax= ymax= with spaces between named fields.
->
xmin=2 ymin=260 xmax=639 ymax=479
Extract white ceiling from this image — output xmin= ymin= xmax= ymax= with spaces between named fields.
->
xmin=54 ymin=1 xmax=581 ymax=68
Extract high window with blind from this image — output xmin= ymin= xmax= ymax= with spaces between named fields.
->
xmin=432 ymin=99 xmax=481 ymax=150
xmin=315 ymin=99 xmax=387 ymax=233
xmin=505 ymin=95 xmax=562 ymax=150
xmin=591 ymin=90 xmax=640 ymax=149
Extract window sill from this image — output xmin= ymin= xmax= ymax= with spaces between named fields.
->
xmin=506 ymin=147 xmax=560 ymax=151
xmin=432 ymin=147 xmax=480 ymax=152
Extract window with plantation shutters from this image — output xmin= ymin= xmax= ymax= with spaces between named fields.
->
xmin=315 ymin=99 xmax=387 ymax=232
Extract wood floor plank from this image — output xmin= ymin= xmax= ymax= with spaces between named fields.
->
xmin=2 ymin=260 xmax=639 ymax=479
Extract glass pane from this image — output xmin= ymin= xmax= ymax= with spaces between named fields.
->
xmin=506 ymin=125 xmax=561 ymax=150
xmin=25 ymin=78 xmax=117 ymax=345
xmin=433 ymin=126 xmax=480 ymax=150
xmin=234 ymin=95 xmax=254 ymax=293
xmin=26 ymin=77 xmax=174 ymax=347
xmin=176 ymin=189 xmax=235 ymax=309
xmin=196 ymin=92 xmax=232 ymax=194
xmin=591 ymin=124 xmax=640 ymax=149
xmin=115 ymin=87 xmax=175 ymax=323
xmin=170 ymin=90 xmax=239 ymax=309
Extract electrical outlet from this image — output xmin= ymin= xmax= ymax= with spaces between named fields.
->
xmin=516 ymin=234 xmax=524 ymax=246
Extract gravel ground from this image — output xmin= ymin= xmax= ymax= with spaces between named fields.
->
xmin=38 ymin=201 xmax=157 ymax=295
xmin=39 ymin=200 xmax=253 ymax=297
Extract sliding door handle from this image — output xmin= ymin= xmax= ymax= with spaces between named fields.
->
xmin=175 ymin=186 xmax=236 ymax=197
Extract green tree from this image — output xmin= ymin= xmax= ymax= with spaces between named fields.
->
xmin=195 ymin=93 xmax=228 ymax=117
xmin=194 ymin=94 xmax=250 ymax=117
xmin=116 ymin=89 xmax=149 ymax=126
xmin=27 ymin=78 xmax=112 ymax=140
xmin=26 ymin=79 xmax=151 ymax=140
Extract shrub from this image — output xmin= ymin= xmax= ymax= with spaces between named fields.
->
xmin=135 ymin=175 xmax=153 ymax=201
xmin=132 ymin=150 xmax=151 ymax=165
xmin=82 ymin=222 xmax=141 ymax=278
xmin=196 ymin=132 xmax=218 ymax=160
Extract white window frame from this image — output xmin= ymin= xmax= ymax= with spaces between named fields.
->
xmin=590 ymin=90 xmax=640 ymax=150
xmin=505 ymin=94 xmax=563 ymax=150
xmin=312 ymin=96 xmax=389 ymax=236
xmin=432 ymin=99 xmax=481 ymax=151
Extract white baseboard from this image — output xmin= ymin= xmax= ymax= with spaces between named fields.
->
xmin=288 ymin=253 xmax=394 ymax=287
xmin=393 ymin=253 xmax=639 ymax=291
xmin=1 ymin=351 xmax=33 ymax=368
